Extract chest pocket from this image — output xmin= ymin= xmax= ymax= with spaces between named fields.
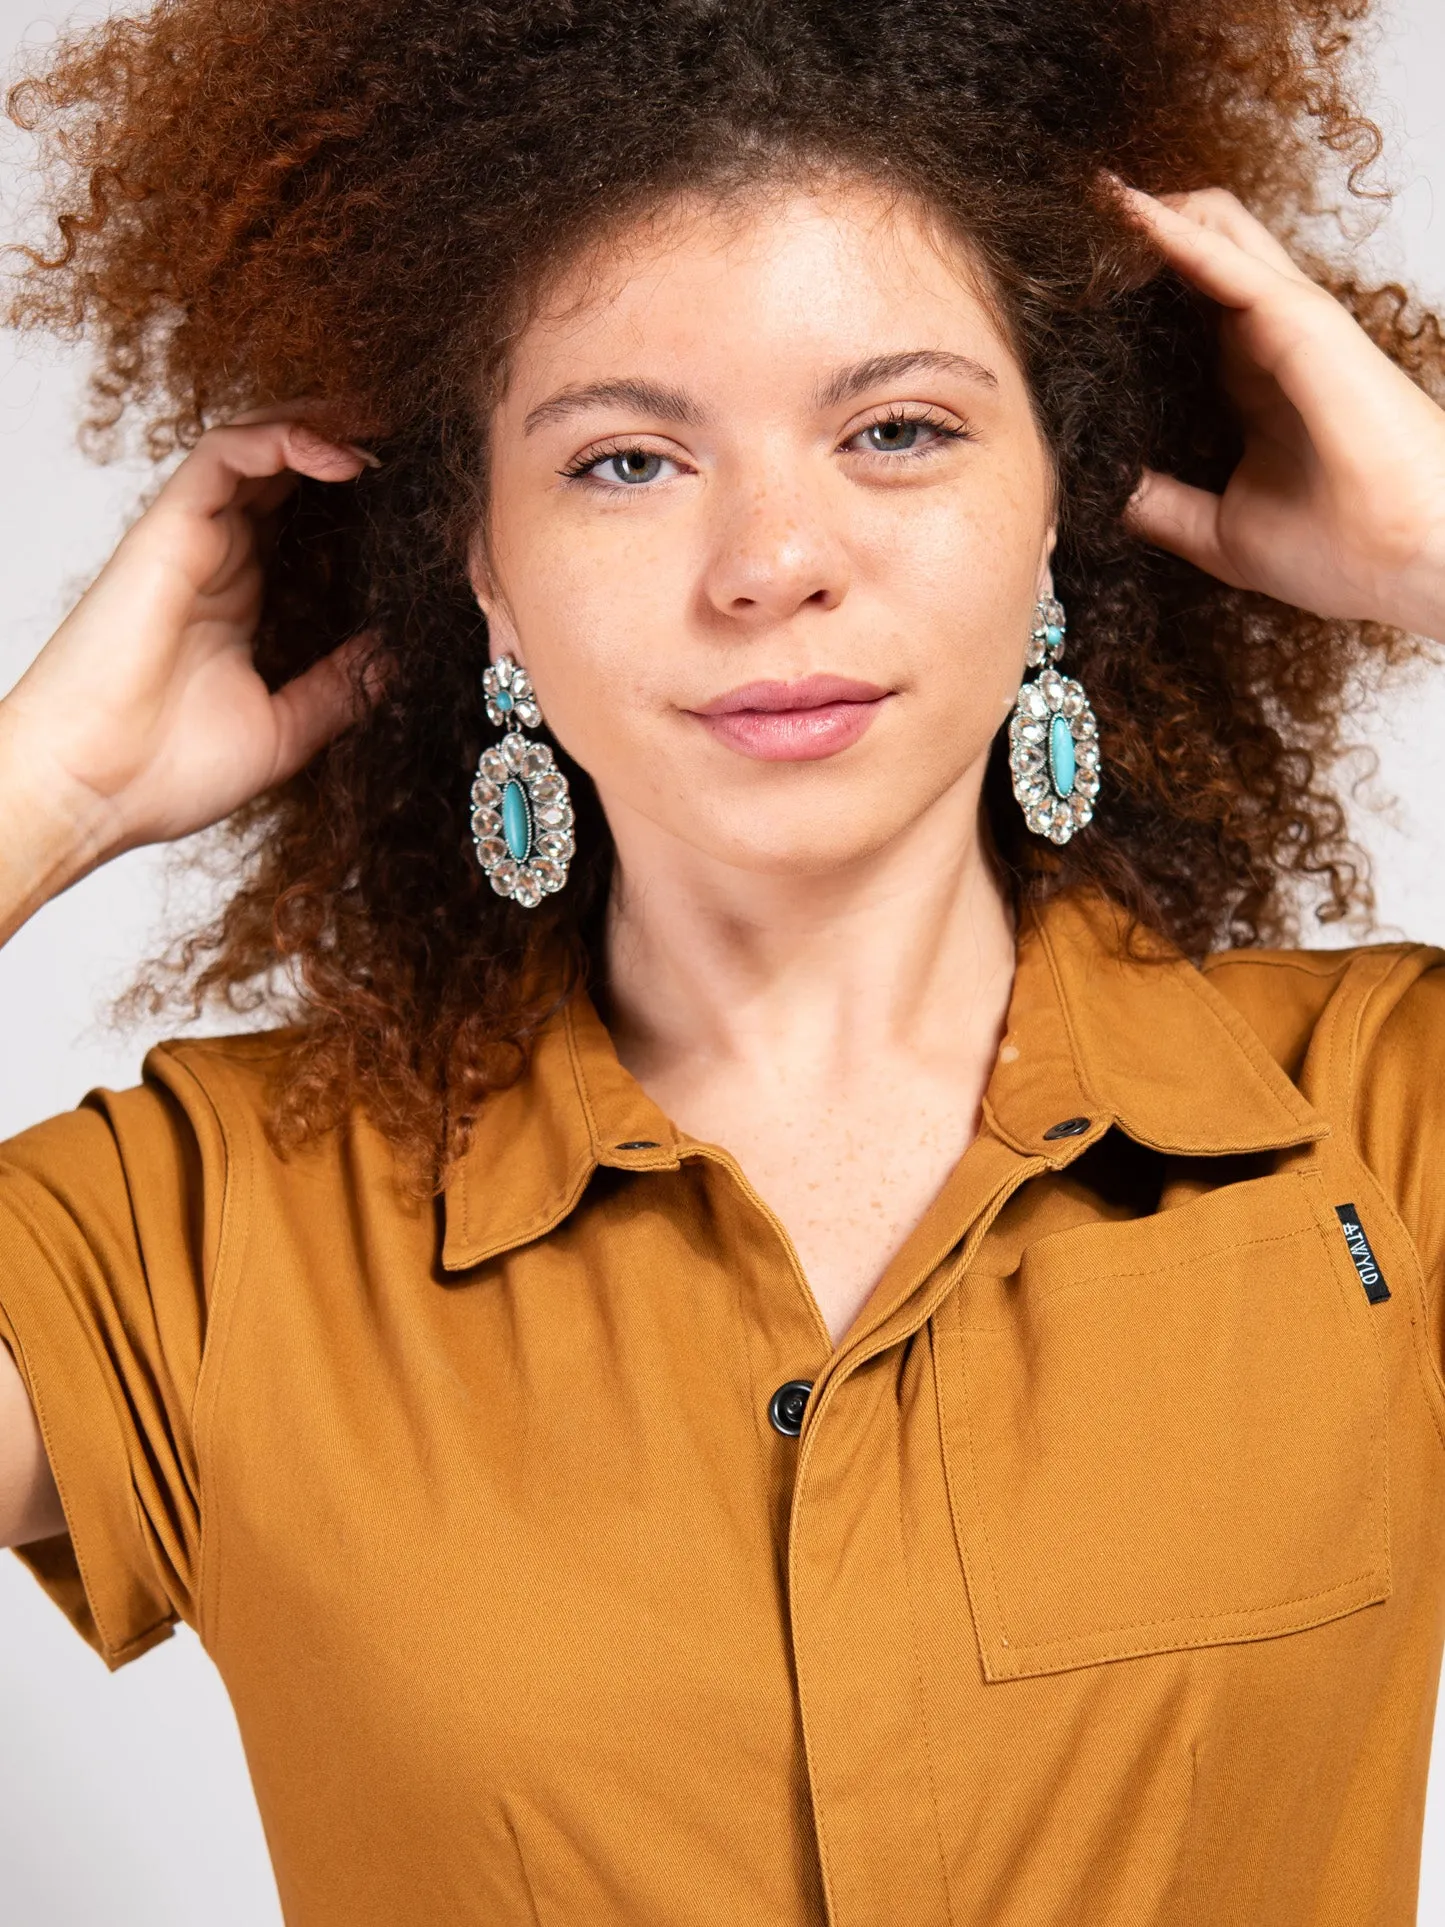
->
xmin=934 ymin=1169 xmax=1391 ymax=1682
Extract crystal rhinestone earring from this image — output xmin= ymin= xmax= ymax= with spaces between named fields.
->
xmin=1007 ymin=594 xmax=1101 ymax=845
xmin=469 ymin=657 xmax=575 ymax=908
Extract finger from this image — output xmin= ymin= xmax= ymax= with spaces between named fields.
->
xmin=1145 ymin=187 xmax=1310 ymax=282
xmin=1124 ymin=469 xmax=1249 ymax=587
xmin=267 ymin=629 xmax=387 ymax=784
xmin=226 ymin=398 xmax=383 ymax=468
xmin=158 ymin=419 xmax=374 ymax=522
xmin=1112 ymin=183 xmax=1315 ymax=312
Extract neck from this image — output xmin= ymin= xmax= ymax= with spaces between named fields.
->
xmin=602 ymin=780 xmax=1017 ymax=1092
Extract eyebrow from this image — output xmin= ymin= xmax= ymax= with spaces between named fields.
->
xmin=521 ymin=349 xmax=998 ymax=438
xmin=814 ymin=349 xmax=999 ymax=410
xmin=523 ymin=377 xmax=703 ymax=436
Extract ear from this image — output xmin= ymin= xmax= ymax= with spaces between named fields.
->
xmin=465 ymin=527 xmax=523 ymax=663
xmin=1036 ymin=523 xmax=1059 ymax=601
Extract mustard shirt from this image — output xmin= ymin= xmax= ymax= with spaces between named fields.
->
xmin=2 ymin=889 xmax=1444 ymax=1926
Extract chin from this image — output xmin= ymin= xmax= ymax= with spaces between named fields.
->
xmin=678 ymin=796 xmax=947 ymax=877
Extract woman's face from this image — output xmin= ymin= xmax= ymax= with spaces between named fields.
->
xmin=474 ymin=175 xmax=1057 ymax=879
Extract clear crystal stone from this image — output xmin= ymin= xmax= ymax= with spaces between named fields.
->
xmin=1076 ymin=712 xmax=1098 ymax=739
xmin=516 ymin=701 xmax=542 ymax=729
xmin=471 ymin=806 xmax=501 ymax=840
xmin=1077 ymin=741 xmax=1099 ymax=769
xmin=495 ymin=658 xmax=513 ymax=687
xmin=1062 ymin=686 xmax=1084 ymax=716
xmin=531 ymin=854 xmax=566 ymax=890
xmin=535 ymin=801 xmax=573 ymax=830
xmin=511 ymin=666 xmax=530 ymax=697
xmin=537 ymin=831 xmax=574 ymax=863
xmin=530 ymin=771 xmax=565 ymax=801
xmin=1075 ymin=771 xmax=1100 ymax=799
xmin=500 ymin=734 xmax=526 ymax=772
xmin=520 ymin=746 xmax=553 ymax=779
xmin=474 ymin=834 xmax=507 ymax=867
xmin=511 ymin=871 xmax=543 ymax=909
xmin=480 ymin=747 xmax=509 ymax=783
xmin=1019 ymin=720 xmax=1046 ymax=745
xmin=490 ymin=859 xmax=520 ymax=895
xmin=471 ymin=777 xmax=501 ymax=808
xmin=1022 ymin=683 xmax=1048 ymax=719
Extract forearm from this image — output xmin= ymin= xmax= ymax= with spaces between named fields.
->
xmin=0 ymin=702 xmax=115 ymax=950
xmin=1375 ymin=523 xmax=1445 ymax=645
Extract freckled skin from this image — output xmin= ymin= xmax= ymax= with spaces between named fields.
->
xmin=479 ymin=183 xmax=1051 ymax=876
xmin=472 ymin=179 xmax=1052 ymax=1343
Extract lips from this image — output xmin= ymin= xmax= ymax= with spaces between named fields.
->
xmin=691 ymin=674 xmax=892 ymax=762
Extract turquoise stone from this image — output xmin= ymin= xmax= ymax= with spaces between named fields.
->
xmin=495 ymin=688 xmax=514 ymax=712
xmin=501 ymin=779 xmax=533 ymax=860
xmin=1045 ymin=624 xmax=1065 ymax=650
xmin=1048 ymin=713 xmax=1076 ymax=797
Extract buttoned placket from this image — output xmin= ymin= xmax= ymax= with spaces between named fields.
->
xmin=781 ymin=1113 xmax=1112 ymax=1927
xmin=567 ymin=1073 xmax=1117 ymax=1927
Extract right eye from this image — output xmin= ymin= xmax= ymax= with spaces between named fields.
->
xmin=561 ymin=446 xmax=682 ymax=488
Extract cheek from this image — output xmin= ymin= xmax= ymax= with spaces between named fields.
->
xmin=490 ymin=508 xmax=696 ymax=779
xmin=856 ymin=477 xmax=1040 ymax=701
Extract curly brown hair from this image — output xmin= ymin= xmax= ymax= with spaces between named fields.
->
xmin=4 ymin=0 xmax=1439 ymax=1185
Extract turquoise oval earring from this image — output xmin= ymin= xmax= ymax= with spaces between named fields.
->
xmin=1007 ymin=595 xmax=1102 ymax=844
xmin=469 ymin=656 xmax=575 ymax=907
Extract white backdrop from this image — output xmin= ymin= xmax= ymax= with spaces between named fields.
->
xmin=1 ymin=2 xmax=1444 ymax=1921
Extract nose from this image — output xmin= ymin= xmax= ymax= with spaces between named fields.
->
xmin=701 ymin=470 xmax=850 ymax=625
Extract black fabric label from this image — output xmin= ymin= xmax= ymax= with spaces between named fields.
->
xmin=1335 ymin=1205 xmax=1391 ymax=1304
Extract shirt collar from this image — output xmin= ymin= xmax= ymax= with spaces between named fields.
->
xmin=441 ymin=993 xmax=681 ymax=1270
xmin=441 ymin=888 xmax=1327 ymax=1270
xmin=984 ymin=889 xmax=1328 ymax=1163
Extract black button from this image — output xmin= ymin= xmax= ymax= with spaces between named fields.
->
xmin=615 ymin=1140 xmax=659 ymax=1150
xmin=768 ymin=1379 xmax=813 ymax=1438
xmin=1043 ymin=1116 xmax=1091 ymax=1140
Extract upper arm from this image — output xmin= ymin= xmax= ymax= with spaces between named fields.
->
xmin=0 ymin=1330 xmax=63 ymax=1549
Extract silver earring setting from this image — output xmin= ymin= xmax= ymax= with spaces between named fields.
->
xmin=1008 ymin=595 xmax=1101 ymax=845
xmin=469 ymin=656 xmax=575 ymax=908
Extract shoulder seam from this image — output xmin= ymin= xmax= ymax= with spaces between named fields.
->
xmin=1203 ymin=943 xmax=1424 ymax=981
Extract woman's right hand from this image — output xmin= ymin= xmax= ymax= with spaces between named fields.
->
xmin=0 ymin=405 xmax=382 ymax=907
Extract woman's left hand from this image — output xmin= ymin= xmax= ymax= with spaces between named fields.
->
xmin=1119 ymin=183 xmax=1445 ymax=642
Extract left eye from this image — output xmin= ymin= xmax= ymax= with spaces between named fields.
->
xmin=850 ymin=416 xmax=960 ymax=455
xmin=600 ymin=449 xmax=668 ymax=484
xmin=860 ymin=419 xmax=927 ymax=451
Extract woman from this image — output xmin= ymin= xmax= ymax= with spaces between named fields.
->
xmin=1 ymin=0 xmax=1443 ymax=1920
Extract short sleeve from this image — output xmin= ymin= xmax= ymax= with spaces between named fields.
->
xmin=1355 ymin=958 xmax=1445 ymax=1383
xmin=0 ymin=1043 xmax=228 ymax=1670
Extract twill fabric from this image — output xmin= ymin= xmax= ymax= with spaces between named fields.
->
xmin=1 ymin=890 xmax=1444 ymax=1925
